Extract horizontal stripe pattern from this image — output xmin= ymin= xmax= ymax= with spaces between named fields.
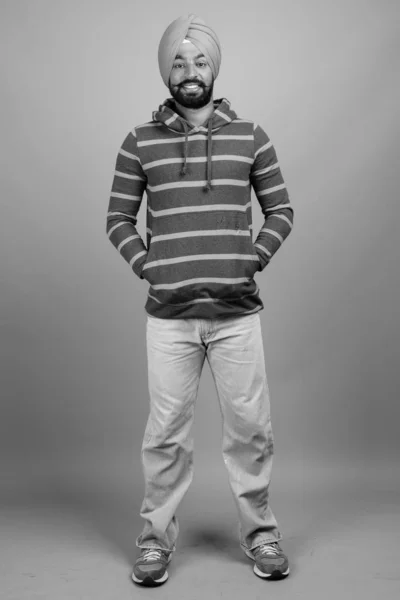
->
xmin=150 ymin=229 xmax=251 ymax=243
xmin=106 ymin=98 xmax=293 ymax=319
xmin=252 ymin=162 xmax=279 ymax=176
xmin=257 ymin=183 xmax=286 ymax=197
xmin=135 ymin=122 xmax=163 ymax=130
xmin=148 ymin=285 xmax=260 ymax=306
xmin=119 ymin=148 xmax=140 ymax=161
xmin=148 ymin=202 xmax=251 ymax=218
xmin=143 ymin=253 xmax=259 ymax=270
xmin=137 ymin=134 xmax=254 ymax=147
xmin=114 ymin=170 xmax=146 ymax=181
xmin=128 ymin=249 xmax=147 ymax=266
xmin=117 ymin=234 xmax=140 ymax=251
xmin=255 ymin=141 xmax=272 ymax=158
xmin=110 ymin=192 xmax=142 ymax=201
xmin=214 ymin=109 xmax=232 ymax=122
xmin=150 ymin=276 xmax=252 ymax=291
xmin=254 ymin=243 xmax=272 ymax=257
xmin=147 ymin=179 xmax=250 ymax=193
xmin=143 ymin=154 xmax=254 ymax=170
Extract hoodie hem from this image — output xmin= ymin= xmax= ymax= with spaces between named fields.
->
xmin=143 ymin=290 xmax=264 ymax=320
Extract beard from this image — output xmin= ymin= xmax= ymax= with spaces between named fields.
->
xmin=168 ymin=77 xmax=214 ymax=109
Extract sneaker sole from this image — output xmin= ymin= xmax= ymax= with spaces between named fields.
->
xmin=131 ymin=571 xmax=168 ymax=586
xmin=244 ymin=548 xmax=290 ymax=580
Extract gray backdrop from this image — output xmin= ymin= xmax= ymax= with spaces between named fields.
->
xmin=1 ymin=1 xmax=399 ymax=594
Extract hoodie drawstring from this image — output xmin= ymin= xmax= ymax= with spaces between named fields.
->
xmin=203 ymin=119 xmax=213 ymax=192
xmin=180 ymin=117 xmax=213 ymax=192
xmin=180 ymin=121 xmax=189 ymax=176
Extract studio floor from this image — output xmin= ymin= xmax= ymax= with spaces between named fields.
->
xmin=1 ymin=461 xmax=399 ymax=600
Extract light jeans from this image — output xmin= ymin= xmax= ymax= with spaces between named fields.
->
xmin=135 ymin=311 xmax=282 ymax=554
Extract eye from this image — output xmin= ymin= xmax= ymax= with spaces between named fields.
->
xmin=173 ymin=63 xmax=184 ymax=69
xmin=196 ymin=61 xmax=207 ymax=68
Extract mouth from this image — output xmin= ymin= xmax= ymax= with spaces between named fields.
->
xmin=181 ymin=83 xmax=203 ymax=92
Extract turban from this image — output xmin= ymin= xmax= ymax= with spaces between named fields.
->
xmin=158 ymin=14 xmax=222 ymax=87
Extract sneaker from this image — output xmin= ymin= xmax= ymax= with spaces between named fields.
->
xmin=131 ymin=548 xmax=172 ymax=587
xmin=245 ymin=542 xmax=290 ymax=579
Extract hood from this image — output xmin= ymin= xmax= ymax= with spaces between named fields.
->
xmin=152 ymin=97 xmax=237 ymax=132
xmin=151 ymin=98 xmax=238 ymax=192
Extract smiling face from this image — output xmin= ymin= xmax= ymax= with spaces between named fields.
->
xmin=168 ymin=40 xmax=214 ymax=109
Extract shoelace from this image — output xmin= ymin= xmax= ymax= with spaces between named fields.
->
xmin=258 ymin=543 xmax=281 ymax=555
xmin=142 ymin=549 xmax=164 ymax=561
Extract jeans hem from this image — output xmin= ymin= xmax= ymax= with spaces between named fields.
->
xmin=136 ymin=542 xmax=176 ymax=554
xmin=240 ymin=535 xmax=282 ymax=553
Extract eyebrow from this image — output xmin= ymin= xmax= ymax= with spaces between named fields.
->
xmin=174 ymin=53 xmax=205 ymax=60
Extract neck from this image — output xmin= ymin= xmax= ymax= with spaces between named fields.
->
xmin=173 ymin=98 xmax=215 ymax=127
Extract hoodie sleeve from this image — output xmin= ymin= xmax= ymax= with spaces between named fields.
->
xmin=250 ymin=124 xmax=294 ymax=271
xmin=106 ymin=130 xmax=148 ymax=279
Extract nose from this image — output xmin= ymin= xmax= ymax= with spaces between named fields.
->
xmin=185 ymin=62 xmax=197 ymax=79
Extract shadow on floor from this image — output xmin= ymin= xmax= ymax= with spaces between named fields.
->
xmin=178 ymin=525 xmax=264 ymax=569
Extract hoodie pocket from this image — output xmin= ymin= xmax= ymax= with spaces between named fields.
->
xmin=140 ymin=240 xmax=156 ymax=285
xmin=240 ymin=215 xmax=261 ymax=277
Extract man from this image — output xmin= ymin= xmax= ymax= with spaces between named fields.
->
xmin=106 ymin=14 xmax=294 ymax=587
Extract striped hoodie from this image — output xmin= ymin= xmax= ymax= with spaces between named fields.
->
xmin=106 ymin=98 xmax=293 ymax=319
